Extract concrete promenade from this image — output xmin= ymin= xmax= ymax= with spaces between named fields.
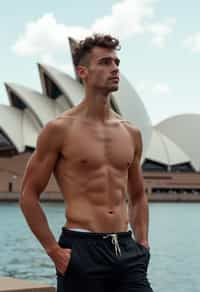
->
xmin=0 ymin=277 xmax=55 ymax=292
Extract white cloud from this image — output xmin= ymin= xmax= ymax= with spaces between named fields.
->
xmin=13 ymin=13 xmax=90 ymax=57
xmin=92 ymin=0 xmax=154 ymax=39
xmin=12 ymin=0 xmax=175 ymax=63
xmin=148 ymin=18 xmax=176 ymax=48
xmin=184 ymin=32 xmax=200 ymax=53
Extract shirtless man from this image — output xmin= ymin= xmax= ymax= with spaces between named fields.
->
xmin=20 ymin=34 xmax=153 ymax=292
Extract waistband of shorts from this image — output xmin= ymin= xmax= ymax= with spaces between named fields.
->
xmin=61 ymin=227 xmax=132 ymax=239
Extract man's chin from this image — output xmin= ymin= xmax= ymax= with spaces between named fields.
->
xmin=109 ymin=85 xmax=119 ymax=92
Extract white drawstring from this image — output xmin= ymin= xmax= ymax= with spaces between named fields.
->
xmin=103 ymin=234 xmax=121 ymax=256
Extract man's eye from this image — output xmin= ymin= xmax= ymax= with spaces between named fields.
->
xmin=102 ymin=59 xmax=110 ymax=65
xmin=99 ymin=58 xmax=120 ymax=66
xmin=115 ymin=59 xmax=120 ymax=66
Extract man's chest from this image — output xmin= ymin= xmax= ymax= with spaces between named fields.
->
xmin=62 ymin=122 xmax=135 ymax=170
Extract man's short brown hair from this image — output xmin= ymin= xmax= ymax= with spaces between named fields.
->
xmin=73 ymin=34 xmax=121 ymax=67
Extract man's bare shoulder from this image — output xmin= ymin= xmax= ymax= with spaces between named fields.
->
xmin=36 ymin=118 xmax=63 ymax=152
xmin=56 ymin=106 xmax=83 ymax=123
xmin=40 ymin=106 xmax=83 ymax=139
xmin=115 ymin=116 xmax=143 ymax=156
xmin=111 ymin=111 xmax=141 ymax=139
xmin=44 ymin=107 xmax=79 ymax=130
xmin=121 ymin=120 xmax=141 ymax=136
xmin=37 ymin=110 xmax=75 ymax=149
xmin=42 ymin=117 xmax=65 ymax=135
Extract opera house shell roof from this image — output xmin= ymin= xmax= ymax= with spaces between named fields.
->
xmin=1 ymin=38 xmax=200 ymax=173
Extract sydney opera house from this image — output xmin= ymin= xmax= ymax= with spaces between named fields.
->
xmin=0 ymin=38 xmax=200 ymax=201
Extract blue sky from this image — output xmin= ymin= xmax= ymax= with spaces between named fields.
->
xmin=1 ymin=0 xmax=200 ymax=124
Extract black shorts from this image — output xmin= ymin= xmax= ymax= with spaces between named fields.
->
xmin=57 ymin=228 xmax=153 ymax=292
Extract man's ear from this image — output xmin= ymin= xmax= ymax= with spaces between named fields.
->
xmin=76 ymin=65 xmax=88 ymax=81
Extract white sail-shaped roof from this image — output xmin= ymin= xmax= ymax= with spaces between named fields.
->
xmin=23 ymin=109 xmax=39 ymax=148
xmin=156 ymin=114 xmax=200 ymax=171
xmin=6 ymin=83 xmax=57 ymax=126
xmin=0 ymin=105 xmax=23 ymax=151
xmin=38 ymin=63 xmax=84 ymax=106
xmin=55 ymin=94 xmax=71 ymax=114
xmin=0 ymin=105 xmax=39 ymax=152
xmin=146 ymin=129 xmax=192 ymax=167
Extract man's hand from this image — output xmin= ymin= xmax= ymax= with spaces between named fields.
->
xmin=48 ymin=246 xmax=72 ymax=276
xmin=138 ymin=240 xmax=150 ymax=250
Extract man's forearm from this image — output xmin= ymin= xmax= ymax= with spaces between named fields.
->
xmin=129 ymin=193 xmax=149 ymax=247
xmin=20 ymin=192 xmax=59 ymax=255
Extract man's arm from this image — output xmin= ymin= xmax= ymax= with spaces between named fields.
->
xmin=19 ymin=120 xmax=71 ymax=274
xmin=127 ymin=128 xmax=149 ymax=249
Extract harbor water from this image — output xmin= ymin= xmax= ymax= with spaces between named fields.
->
xmin=0 ymin=201 xmax=199 ymax=291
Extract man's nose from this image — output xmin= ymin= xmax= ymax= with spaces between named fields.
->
xmin=111 ymin=61 xmax=119 ymax=73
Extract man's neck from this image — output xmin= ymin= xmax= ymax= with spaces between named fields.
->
xmin=80 ymin=88 xmax=112 ymax=123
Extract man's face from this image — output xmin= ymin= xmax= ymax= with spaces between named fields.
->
xmin=79 ymin=47 xmax=120 ymax=93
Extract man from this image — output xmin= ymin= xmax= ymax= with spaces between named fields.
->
xmin=20 ymin=34 xmax=153 ymax=292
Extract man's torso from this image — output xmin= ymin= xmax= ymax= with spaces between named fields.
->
xmin=53 ymin=108 xmax=136 ymax=233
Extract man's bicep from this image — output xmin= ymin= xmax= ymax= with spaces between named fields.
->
xmin=21 ymin=122 xmax=61 ymax=196
xmin=21 ymin=150 xmax=58 ymax=196
xmin=128 ymin=159 xmax=145 ymax=204
xmin=127 ymin=129 xmax=145 ymax=203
